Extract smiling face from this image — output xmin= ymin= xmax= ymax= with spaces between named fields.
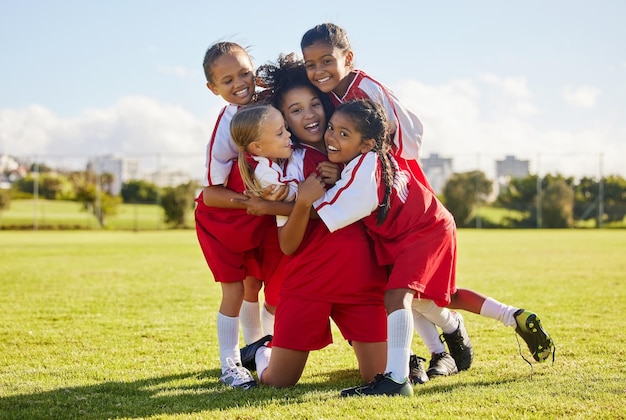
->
xmin=302 ymin=41 xmax=353 ymax=96
xmin=206 ymin=51 xmax=255 ymax=106
xmin=324 ymin=110 xmax=374 ymax=164
xmin=248 ymin=107 xmax=293 ymax=161
xmin=280 ymin=86 xmax=327 ymax=151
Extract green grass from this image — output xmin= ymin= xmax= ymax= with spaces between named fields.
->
xmin=0 ymin=199 xmax=168 ymax=230
xmin=1 ymin=230 xmax=625 ymax=419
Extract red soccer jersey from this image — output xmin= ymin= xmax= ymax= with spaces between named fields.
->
xmin=314 ymin=152 xmax=456 ymax=305
xmin=278 ymin=145 xmax=386 ymax=304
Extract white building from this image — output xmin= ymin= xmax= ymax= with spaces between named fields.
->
xmin=421 ymin=153 xmax=454 ymax=194
xmin=88 ymin=154 xmax=140 ymax=195
xmin=147 ymin=168 xmax=195 ymax=188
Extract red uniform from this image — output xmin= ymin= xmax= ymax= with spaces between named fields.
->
xmin=195 ymin=104 xmax=284 ymax=305
xmin=314 ymin=152 xmax=457 ymax=307
xmin=328 ymin=70 xmax=434 ymax=192
xmin=271 ymin=144 xmax=388 ymax=350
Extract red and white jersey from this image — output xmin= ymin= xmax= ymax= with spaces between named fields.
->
xmin=195 ymin=161 xmax=277 ymax=254
xmin=276 ymin=144 xmax=326 ymax=227
xmin=244 ymin=153 xmax=299 ymax=202
xmin=203 ymin=104 xmax=240 ymax=186
xmin=314 ymin=151 xmax=454 ymax=265
xmin=329 ymin=70 xmax=423 ymax=162
xmin=328 ymin=70 xmax=433 ymax=191
xmin=278 ymin=145 xmax=386 ymax=304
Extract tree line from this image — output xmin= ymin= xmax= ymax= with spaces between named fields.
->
xmin=0 ymin=165 xmax=199 ymax=228
xmin=1 ymin=165 xmax=625 ymax=229
xmin=442 ymin=171 xmax=626 ymax=228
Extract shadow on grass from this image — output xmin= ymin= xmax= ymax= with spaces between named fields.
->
xmin=0 ymin=368 xmax=361 ymax=419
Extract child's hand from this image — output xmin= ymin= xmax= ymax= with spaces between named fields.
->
xmin=296 ymin=174 xmax=326 ymax=206
xmin=316 ymin=161 xmax=341 ymax=186
xmin=231 ymin=195 xmax=270 ymax=216
xmin=259 ymin=184 xmax=289 ymax=202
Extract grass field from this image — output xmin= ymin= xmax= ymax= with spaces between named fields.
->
xmin=0 ymin=200 xmax=169 ymax=230
xmin=0 ymin=230 xmax=625 ymax=419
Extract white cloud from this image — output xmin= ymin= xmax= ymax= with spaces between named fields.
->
xmin=1 ymin=81 xmax=623 ymax=181
xmin=563 ymin=85 xmax=601 ymax=109
xmin=392 ymin=77 xmax=622 ymax=178
xmin=0 ymin=97 xmax=217 ymax=179
xmin=479 ymin=73 xmax=532 ymax=99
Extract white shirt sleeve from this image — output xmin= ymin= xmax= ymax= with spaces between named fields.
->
xmin=254 ymin=159 xmax=297 ymax=202
xmin=313 ymin=152 xmax=379 ymax=233
xmin=359 ymin=78 xmax=423 ymax=161
xmin=204 ymin=105 xmax=239 ymax=186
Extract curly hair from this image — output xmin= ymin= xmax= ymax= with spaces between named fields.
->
xmin=256 ymin=53 xmax=334 ymax=145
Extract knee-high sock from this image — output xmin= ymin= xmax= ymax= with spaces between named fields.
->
xmin=412 ymin=310 xmax=446 ymax=354
xmin=480 ymin=297 xmax=518 ymax=327
xmin=239 ymin=300 xmax=262 ymax=344
xmin=412 ymin=299 xmax=458 ymax=334
xmin=386 ymin=309 xmax=413 ymax=382
xmin=256 ymin=346 xmax=272 ymax=383
xmin=217 ymin=312 xmax=240 ymax=372
xmin=261 ymin=304 xmax=275 ymax=336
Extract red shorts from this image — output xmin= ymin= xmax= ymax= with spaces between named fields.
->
xmin=257 ymin=228 xmax=286 ymax=307
xmin=387 ymin=224 xmax=457 ymax=307
xmin=272 ymin=297 xmax=387 ymax=351
xmin=195 ymin=212 xmax=261 ymax=283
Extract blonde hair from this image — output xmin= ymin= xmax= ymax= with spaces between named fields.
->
xmin=230 ymin=104 xmax=275 ymax=196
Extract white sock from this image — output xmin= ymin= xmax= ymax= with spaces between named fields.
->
xmin=240 ymin=300 xmax=263 ymax=344
xmin=261 ymin=304 xmax=275 ymax=336
xmin=217 ymin=312 xmax=240 ymax=372
xmin=480 ymin=297 xmax=519 ymax=327
xmin=386 ymin=309 xmax=413 ymax=382
xmin=412 ymin=299 xmax=458 ymax=334
xmin=412 ymin=310 xmax=446 ymax=354
xmin=256 ymin=345 xmax=272 ymax=383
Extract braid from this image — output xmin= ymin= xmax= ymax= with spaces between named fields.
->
xmin=376 ymin=150 xmax=396 ymax=224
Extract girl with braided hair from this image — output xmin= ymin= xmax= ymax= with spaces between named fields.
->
xmin=304 ymin=99 xmax=469 ymax=396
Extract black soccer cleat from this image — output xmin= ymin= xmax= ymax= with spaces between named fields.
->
xmin=514 ymin=309 xmax=555 ymax=362
xmin=239 ymin=334 xmax=272 ymax=372
xmin=340 ymin=372 xmax=414 ymax=397
xmin=442 ymin=311 xmax=474 ymax=371
xmin=408 ymin=354 xmax=429 ymax=385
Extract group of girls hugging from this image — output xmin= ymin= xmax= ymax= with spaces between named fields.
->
xmin=195 ymin=23 xmax=555 ymax=397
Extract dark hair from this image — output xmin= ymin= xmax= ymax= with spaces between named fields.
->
xmin=256 ymin=53 xmax=334 ymax=146
xmin=202 ymin=42 xmax=250 ymax=84
xmin=334 ymin=99 xmax=395 ymax=224
xmin=300 ymin=23 xmax=351 ymax=54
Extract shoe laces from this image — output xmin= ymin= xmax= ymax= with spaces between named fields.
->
xmin=514 ymin=332 xmax=556 ymax=377
xmin=225 ymin=357 xmax=252 ymax=380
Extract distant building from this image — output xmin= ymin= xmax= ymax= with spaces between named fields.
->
xmin=421 ymin=153 xmax=453 ymax=194
xmin=496 ymin=155 xmax=529 ymax=180
xmin=495 ymin=155 xmax=530 ymax=195
xmin=88 ymin=154 xmax=140 ymax=195
xmin=0 ymin=154 xmax=27 ymax=189
xmin=147 ymin=168 xmax=195 ymax=188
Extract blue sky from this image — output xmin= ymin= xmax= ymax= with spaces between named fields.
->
xmin=1 ymin=0 xmax=625 ymax=179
